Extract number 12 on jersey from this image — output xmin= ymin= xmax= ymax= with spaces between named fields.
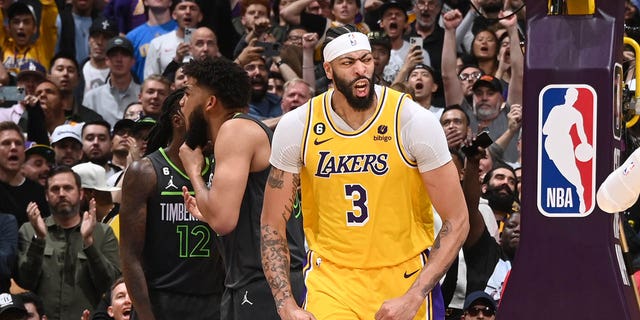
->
xmin=176 ymin=224 xmax=212 ymax=258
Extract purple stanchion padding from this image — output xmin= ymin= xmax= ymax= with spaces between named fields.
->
xmin=498 ymin=1 xmax=640 ymax=319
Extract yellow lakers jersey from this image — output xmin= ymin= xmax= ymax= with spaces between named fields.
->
xmin=300 ymin=86 xmax=434 ymax=269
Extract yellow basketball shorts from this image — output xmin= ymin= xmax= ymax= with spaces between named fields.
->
xmin=302 ymin=250 xmax=445 ymax=319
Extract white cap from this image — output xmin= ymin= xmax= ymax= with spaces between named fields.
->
xmin=72 ymin=162 xmax=121 ymax=192
xmin=51 ymin=123 xmax=83 ymax=145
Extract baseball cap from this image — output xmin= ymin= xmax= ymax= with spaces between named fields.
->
xmin=72 ymin=162 xmax=121 ymax=192
xmin=7 ymin=1 xmax=37 ymax=24
xmin=112 ymin=119 xmax=136 ymax=136
xmin=89 ymin=16 xmax=118 ymax=39
xmin=409 ymin=63 xmax=436 ymax=79
xmin=106 ymin=36 xmax=134 ymax=56
xmin=463 ymin=291 xmax=497 ymax=311
xmin=17 ymin=60 xmax=46 ymax=81
xmin=25 ymin=141 xmax=55 ymax=163
xmin=472 ymin=74 xmax=503 ymax=92
xmin=379 ymin=0 xmax=409 ymax=18
xmin=367 ymin=31 xmax=391 ymax=50
xmin=132 ymin=116 xmax=157 ymax=133
xmin=0 ymin=293 xmax=28 ymax=318
xmin=51 ymin=123 xmax=83 ymax=145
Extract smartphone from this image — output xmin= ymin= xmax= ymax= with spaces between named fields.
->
xmin=184 ymin=27 xmax=195 ymax=44
xmin=409 ymin=37 xmax=423 ymax=50
xmin=255 ymin=41 xmax=282 ymax=57
xmin=0 ymin=86 xmax=25 ymax=101
xmin=182 ymin=28 xmax=196 ymax=63
xmin=461 ymin=131 xmax=493 ymax=157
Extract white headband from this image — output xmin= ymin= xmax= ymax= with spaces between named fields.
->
xmin=323 ymin=32 xmax=372 ymax=62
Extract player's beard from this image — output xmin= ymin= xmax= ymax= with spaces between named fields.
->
xmin=483 ymin=184 xmax=516 ymax=213
xmin=333 ymin=74 xmax=375 ymax=111
xmin=185 ymin=106 xmax=209 ymax=149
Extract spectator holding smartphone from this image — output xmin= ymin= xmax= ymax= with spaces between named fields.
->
xmin=378 ymin=0 xmax=431 ymax=84
xmin=144 ymin=0 xmax=203 ymax=78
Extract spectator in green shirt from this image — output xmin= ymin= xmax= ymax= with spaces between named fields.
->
xmin=16 ymin=165 xmax=120 ymax=320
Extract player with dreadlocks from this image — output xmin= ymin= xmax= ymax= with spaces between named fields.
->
xmin=119 ymin=88 xmax=225 ymax=320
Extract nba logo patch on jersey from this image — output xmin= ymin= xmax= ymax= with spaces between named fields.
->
xmin=537 ymin=85 xmax=597 ymax=217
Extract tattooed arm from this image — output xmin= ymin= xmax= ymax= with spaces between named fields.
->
xmin=375 ymin=161 xmax=469 ymax=320
xmin=261 ymin=168 xmax=316 ymax=320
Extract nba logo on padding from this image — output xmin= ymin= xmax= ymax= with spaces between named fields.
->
xmin=538 ymin=85 xmax=597 ymax=217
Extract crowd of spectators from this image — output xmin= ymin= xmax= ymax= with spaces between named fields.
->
xmin=0 ymin=0 xmax=637 ymax=319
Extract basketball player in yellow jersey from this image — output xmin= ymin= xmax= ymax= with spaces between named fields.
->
xmin=261 ymin=24 xmax=469 ymax=320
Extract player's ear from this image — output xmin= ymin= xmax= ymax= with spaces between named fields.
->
xmin=172 ymin=112 xmax=184 ymax=128
xmin=323 ymin=61 xmax=333 ymax=81
xmin=204 ymin=95 xmax=217 ymax=112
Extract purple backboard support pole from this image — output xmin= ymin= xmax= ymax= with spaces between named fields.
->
xmin=498 ymin=1 xmax=640 ymax=318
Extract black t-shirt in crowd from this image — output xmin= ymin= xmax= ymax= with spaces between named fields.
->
xmin=0 ymin=178 xmax=50 ymax=228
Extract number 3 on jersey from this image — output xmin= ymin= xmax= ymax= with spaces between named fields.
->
xmin=345 ymin=184 xmax=369 ymax=226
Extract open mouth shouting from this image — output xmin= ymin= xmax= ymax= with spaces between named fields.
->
xmin=353 ymin=78 xmax=370 ymax=97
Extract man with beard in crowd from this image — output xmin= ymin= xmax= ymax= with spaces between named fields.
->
xmin=436 ymin=146 xmax=518 ymax=319
xmin=51 ymin=123 xmax=84 ymax=167
xmin=17 ymin=166 xmax=120 ymax=320
xmin=461 ymin=152 xmax=519 ymax=308
xmin=480 ymin=164 xmax=517 ymax=230
xmin=244 ymin=56 xmax=282 ymax=120
xmin=81 ymin=121 xmax=120 ymax=179
xmin=21 ymin=142 xmax=54 ymax=187
xmin=261 ymin=25 xmax=468 ymax=319
xmin=177 ymin=57 xmax=305 ymax=319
